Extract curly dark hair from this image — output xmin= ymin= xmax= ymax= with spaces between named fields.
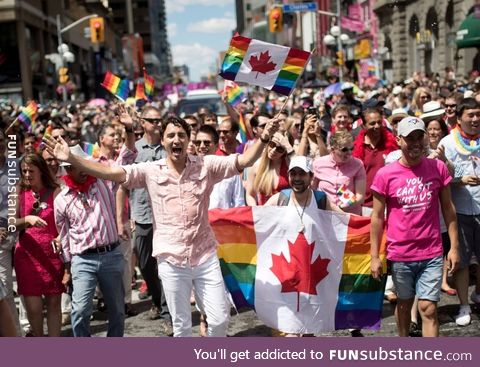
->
xmin=159 ymin=116 xmax=191 ymax=140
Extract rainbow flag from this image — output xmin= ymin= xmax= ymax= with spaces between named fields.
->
xmin=43 ymin=124 xmax=53 ymax=139
xmin=209 ymin=206 xmax=386 ymax=333
xmin=219 ymin=35 xmax=311 ymax=96
xmin=144 ymin=70 xmax=155 ymax=100
xmin=83 ymin=142 xmax=100 ymax=158
xmin=135 ymin=82 xmax=147 ymax=102
xmin=238 ymin=113 xmax=249 ymax=143
xmin=224 ymin=81 xmax=245 ymax=107
xmin=101 ymin=71 xmax=130 ymax=101
xmin=18 ymin=101 xmax=38 ymax=129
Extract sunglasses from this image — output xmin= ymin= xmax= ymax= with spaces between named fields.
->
xmin=32 ymin=192 xmax=40 ymax=212
xmin=420 ymin=95 xmax=431 ymax=100
xmin=78 ymin=192 xmax=90 ymax=209
xmin=142 ymin=117 xmax=162 ymax=125
xmin=445 ymin=104 xmax=457 ymax=109
xmin=268 ymin=141 xmax=286 ymax=154
xmin=218 ymin=129 xmax=231 ymax=135
xmin=339 ymin=147 xmax=354 ymax=153
xmin=193 ymin=140 xmax=212 ymax=147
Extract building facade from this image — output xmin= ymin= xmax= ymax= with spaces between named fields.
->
xmin=374 ymin=0 xmax=478 ymax=82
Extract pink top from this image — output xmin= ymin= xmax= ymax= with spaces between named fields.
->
xmin=54 ymin=179 xmax=119 ymax=262
xmin=122 ymin=154 xmax=240 ymax=267
xmin=371 ymin=157 xmax=451 ymax=262
xmin=313 ymin=154 xmax=366 ymax=215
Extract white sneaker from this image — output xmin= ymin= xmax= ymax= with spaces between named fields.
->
xmin=455 ymin=306 xmax=471 ymax=326
xmin=470 ymin=291 xmax=480 ymax=304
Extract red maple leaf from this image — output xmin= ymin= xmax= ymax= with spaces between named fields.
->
xmin=249 ymin=51 xmax=277 ymax=79
xmin=270 ymin=233 xmax=330 ymax=312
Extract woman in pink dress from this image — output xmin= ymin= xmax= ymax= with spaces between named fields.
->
xmin=15 ymin=153 xmax=65 ymax=336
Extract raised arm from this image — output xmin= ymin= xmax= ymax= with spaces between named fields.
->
xmin=44 ymin=135 xmax=126 ymax=183
xmin=236 ymin=117 xmax=279 ymax=170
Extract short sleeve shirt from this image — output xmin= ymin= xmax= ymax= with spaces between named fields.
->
xmin=371 ymin=157 xmax=451 ymax=261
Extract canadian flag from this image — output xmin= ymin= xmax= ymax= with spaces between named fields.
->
xmin=209 ymin=206 xmax=386 ymax=334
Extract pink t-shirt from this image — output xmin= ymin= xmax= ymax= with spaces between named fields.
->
xmin=371 ymin=157 xmax=451 ymax=262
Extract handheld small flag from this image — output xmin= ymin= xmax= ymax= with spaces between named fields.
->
xmin=224 ymin=81 xmax=245 ymax=107
xmin=143 ymin=70 xmax=155 ymax=100
xmin=18 ymin=101 xmax=38 ymax=129
xmin=101 ymin=71 xmax=130 ymax=101
xmin=238 ymin=113 xmax=249 ymax=143
xmin=220 ymin=35 xmax=311 ymax=96
xmin=135 ymin=82 xmax=147 ymax=102
xmin=83 ymin=142 xmax=100 ymax=158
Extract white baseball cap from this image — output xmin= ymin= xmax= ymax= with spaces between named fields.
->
xmin=288 ymin=156 xmax=312 ymax=173
xmin=397 ymin=116 xmax=426 ymax=137
xmin=60 ymin=144 xmax=90 ymax=167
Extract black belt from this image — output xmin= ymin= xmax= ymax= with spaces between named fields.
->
xmin=81 ymin=241 xmax=120 ymax=255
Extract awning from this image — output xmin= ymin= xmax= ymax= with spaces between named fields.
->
xmin=456 ymin=13 xmax=480 ymax=49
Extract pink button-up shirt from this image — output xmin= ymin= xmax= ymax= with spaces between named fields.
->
xmin=54 ymin=179 xmax=119 ymax=262
xmin=313 ymin=154 xmax=366 ymax=215
xmin=122 ymin=154 xmax=239 ymax=267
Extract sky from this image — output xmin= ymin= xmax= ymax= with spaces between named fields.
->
xmin=165 ymin=0 xmax=236 ymax=82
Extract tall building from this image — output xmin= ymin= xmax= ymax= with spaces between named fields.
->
xmin=109 ymin=0 xmax=172 ymax=81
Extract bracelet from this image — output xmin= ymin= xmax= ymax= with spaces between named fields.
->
xmin=260 ymin=136 xmax=270 ymax=144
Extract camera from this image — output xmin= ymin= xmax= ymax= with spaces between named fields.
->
xmin=307 ymin=107 xmax=318 ymax=117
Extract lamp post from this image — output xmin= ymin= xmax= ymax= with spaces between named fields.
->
xmin=323 ymin=25 xmax=350 ymax=82
xmin=46 ymin=14 xmax=98 ymax=102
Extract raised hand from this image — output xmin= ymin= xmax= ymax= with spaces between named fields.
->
xmin=117 ymin=104 xmax=134 ymax=130
xmin=263 ymin=117 xmax=281 ymax=138
xmin=43 ymin=135 xmax=70 ymax=162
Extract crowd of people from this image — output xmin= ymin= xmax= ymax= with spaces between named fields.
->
xmin=0 ymin=70 xmax=479 ymax=337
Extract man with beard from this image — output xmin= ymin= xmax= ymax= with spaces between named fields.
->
xmin=370 ymin=117 xmax=460 ymax=337
xmin=265 ymin=156 xmax=340 ymax=213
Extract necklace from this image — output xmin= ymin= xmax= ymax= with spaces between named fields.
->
xmin=292 ymin=191 xmax=310 ymax=233
xmin=452 ymin=127 xmax=480 ymax=155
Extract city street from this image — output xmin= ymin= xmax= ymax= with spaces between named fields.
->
xmin=55 ymin=279 xmax=480 ymax=337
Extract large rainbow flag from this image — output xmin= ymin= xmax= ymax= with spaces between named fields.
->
xmin=219 ymin=35 xmax=311 ymax=96
xmin=209 ymin=206 xmax=386 ymax=334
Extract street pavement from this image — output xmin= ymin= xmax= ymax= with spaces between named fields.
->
xmin=55 ymin=280 xmax=480 ymax=337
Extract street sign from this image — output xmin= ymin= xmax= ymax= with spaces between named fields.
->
xmin=283 ymin=3 xmax=317 ymax=13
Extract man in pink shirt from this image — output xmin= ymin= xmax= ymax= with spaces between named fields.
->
xmin=370 ymin=116 xmax=460 ymax=337
xmin=46 ymin=115 xmax=280 ymax=336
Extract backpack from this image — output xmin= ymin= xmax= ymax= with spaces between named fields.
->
xmin=276 ymin=189 xmax=327 ymax=210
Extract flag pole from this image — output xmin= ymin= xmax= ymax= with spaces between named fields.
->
xmin=5 ymin=117 xmax=19 ymax=133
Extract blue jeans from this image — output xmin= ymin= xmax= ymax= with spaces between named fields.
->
xmin=71 ymin=247 xmax=125 ymax=337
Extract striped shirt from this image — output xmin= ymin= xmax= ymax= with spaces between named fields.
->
xmin=54 ymin=179 xmax=118 ymax=262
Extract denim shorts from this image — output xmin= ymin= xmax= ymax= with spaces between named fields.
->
xmin=391 ymin=256 xmax=443 ymax=302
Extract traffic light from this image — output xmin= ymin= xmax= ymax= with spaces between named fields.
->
xmin=336 ymin=51 xmax=344 ymax=66
xmin=269 ymin=7 xmax=283 ymax=33
xmin=58 ymin=67 xmax=69 ymax=84
xmin=89 ymin=17 xmax=105 ymax=43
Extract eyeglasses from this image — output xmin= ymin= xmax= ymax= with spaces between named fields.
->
xmin=339 ymin=147 xmax=354 ymax=153
xmin=268 ymin=141 xmax=286 ymax=154
xmin=193 ymin=140 xmax=212 ymax=147
xmin=445 ymin=104 xmax=457 ymax=109
xmin=142 ymin=117 xmax=162 ymax=125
